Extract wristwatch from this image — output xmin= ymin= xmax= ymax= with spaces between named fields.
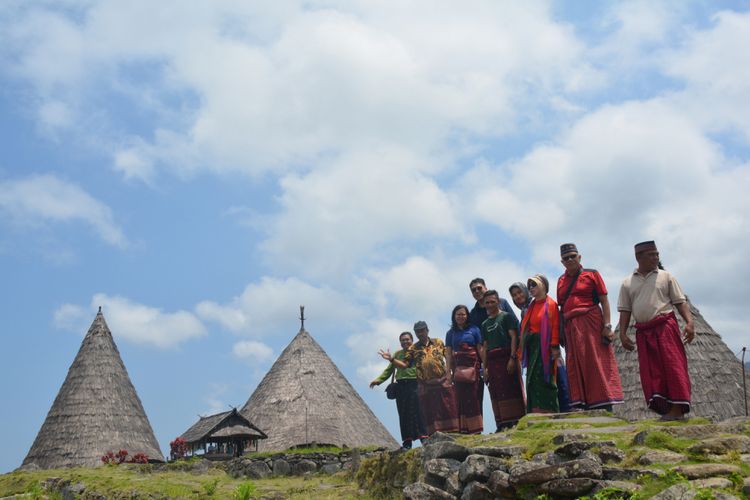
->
xmin=510 ymin=353 xmax=518 ymax=360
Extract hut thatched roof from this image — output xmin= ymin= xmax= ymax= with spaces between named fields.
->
xmin=180 ymin=408 xmax=267 ymax=444
xmin=613 ymin=299 xmax=748 ymax=421
xmin=240 ymin=327 xmax=399 ymax=451
xmin=21 ymin=310 xmax=164 ymax=469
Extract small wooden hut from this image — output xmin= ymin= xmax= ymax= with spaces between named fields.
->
xmin=614 ymin=299 xmax=749 ymax=421
xmin=179 ymin=408 xmax=267 ymax=460
xmin=22 ymin=309 xmax=164 ymax=469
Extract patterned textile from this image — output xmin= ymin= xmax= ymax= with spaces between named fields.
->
xmin=395 ymin=379 xmax=427 ymax=445
xmin=417 ymin=377 xmax=459 ymax=434
xmin=524 ymin=333 xmax=559 ymax=413
xmin=521 ymin=296 xmax=560 ymax=383
xmin=404 ymin=338 xmax=448 ymax=381
xmin=564 ymin=306 xmax=624 ymax=409
xmin=635 ymin=312 xmax=691 ymax=415
xmin=486 ymin=347 xmax=526 ymax=428
xmin=453 ymin=348 xmax=483 ymax=434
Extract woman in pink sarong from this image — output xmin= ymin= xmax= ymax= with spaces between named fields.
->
xmin=557 ymin=243 xmax=623 ymax=411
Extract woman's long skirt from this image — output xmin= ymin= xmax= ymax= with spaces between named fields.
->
xmin=525 ymin=333 xmax=559 ymax=413
xmin=453 ymin=350 xmax=483 ymax=434
xmin=395 ymin=379 xmax=427 ymax=444
xmin=486 ymin=347 xmax=526 ymax=429
xmin=418 ymin=376 xmax=459 ymax=435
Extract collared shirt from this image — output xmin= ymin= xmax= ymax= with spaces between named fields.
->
xmin=403 ymin=338 xmax=447 ymax=381
xmin=445 ymin=325 xmax=482 ymax=352
xmin=557 ymin=266 xmax=607 ymax=313
xmin=617 ymin=268 xmax=686 ymax=323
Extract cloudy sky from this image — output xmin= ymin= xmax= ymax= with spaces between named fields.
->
xmin=1 ymin=0 xmax=749 ymax=472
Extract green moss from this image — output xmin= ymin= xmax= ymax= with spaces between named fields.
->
xmin=641 ymin=430 xmax=696 ymax=453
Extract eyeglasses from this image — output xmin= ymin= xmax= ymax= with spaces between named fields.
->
xmin=527 ymin=282 xmax=537 ymax=289
xmin=470 ymin=286 xmax=484 ymax=293
xmin=562 ymin=254 xmax=578 ymax=262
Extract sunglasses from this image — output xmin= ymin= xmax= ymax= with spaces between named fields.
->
xmin=527 ymin=282 xmax=537 ymax=289
xmin=470 ymin=286 xmax=484 ymax=293
xmin=562 ymin=254 xmax=578 ymax=262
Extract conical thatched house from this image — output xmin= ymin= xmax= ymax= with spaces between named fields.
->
xmin=240 ymin=321 xmax=399 ymax=451
xmin=22 ymin=309 xmax=164 ymax=469
xmin=614 ymin=299 xmax=748 ymax=421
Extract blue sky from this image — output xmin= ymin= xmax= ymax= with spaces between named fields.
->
xmin=2 ymin=0 xmax=749 ymax=473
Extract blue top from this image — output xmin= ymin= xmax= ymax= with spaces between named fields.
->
xmin=445 ymin=324 xmax=482 ymax=352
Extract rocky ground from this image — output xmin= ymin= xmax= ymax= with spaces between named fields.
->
xmin=357 ymin=410 xmax=750 ymax=499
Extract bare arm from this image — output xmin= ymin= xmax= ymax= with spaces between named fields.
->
xmin=507 ymin=328 xmax=518 ymax=374
xmin=599 ymin=295 xmax=615 ymax=342
xmin=675 ymin=302 xmax=695 ymax=344
xmin=618 ymin=311 xmax=635 ymax=351
xmin=379 ymin=349 xmax=408 ymax=368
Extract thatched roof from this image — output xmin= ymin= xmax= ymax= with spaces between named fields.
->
xmin=21 ymin=310 xmax=164 ymax=469
xmin=613 ymin=299 xmax=748 ymax=421
xmin=180 ymin=408 xmax=267 ymax=444
xmin=240 ymin=327 xmax=399 ymax=451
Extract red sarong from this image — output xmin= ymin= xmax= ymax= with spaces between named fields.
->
xmin=486 ymin=348 xmax=526 ymax=428
xmin=418 ymin=376 xmax=459 ymax=435
xmin=635 ymin=312 xmax=691 ymax=415
xmin=564 ymin=306 xmax=624 ymax=408
xmin=453 ymin=349 xmax=483 ymax=434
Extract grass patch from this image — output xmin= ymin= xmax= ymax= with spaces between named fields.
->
xmin=642 ymin=430 xmax=696 ymax=453
xmin=0 ymin=467 xmax=369 ymax=499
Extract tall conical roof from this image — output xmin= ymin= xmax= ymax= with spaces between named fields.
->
xmin=240 ymin=327 xmax=399 ymax=451
xmin=22 ymin=310 xmax=164 ymax=469
xmin=613 ymin=299 xmax=748 ymax=421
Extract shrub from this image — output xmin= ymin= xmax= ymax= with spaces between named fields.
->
xmin=101 ymin=450 xmax=149 ymax=465
xmin=202 ymin=478 xmax=220 ymax=496
xmin=233 ymin=481 xmax=257 ymax=500
xmin=170 ymin=437 xmax=188 ymax=459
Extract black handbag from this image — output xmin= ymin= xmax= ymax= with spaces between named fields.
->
xmin=385 ymin=382 xmax=399 ymax=400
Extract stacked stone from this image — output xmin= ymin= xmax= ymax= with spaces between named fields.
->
xmin=404 ymin=426 xmax=750 ymax=499
xmin=223 ymin=448 xmax=380 ymax=479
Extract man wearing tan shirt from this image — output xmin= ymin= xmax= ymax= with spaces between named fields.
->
xmin=618 ymin=241 xmax=694 ymax=421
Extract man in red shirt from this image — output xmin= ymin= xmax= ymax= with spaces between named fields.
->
xmin=557 ymin=243 xmax=624 ymax=411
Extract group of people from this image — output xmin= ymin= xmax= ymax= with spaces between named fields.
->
xmin=370 ymin=240 xmax=695 ymax=450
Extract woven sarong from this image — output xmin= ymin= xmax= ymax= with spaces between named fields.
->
xmin=486 ymin=347 xmax=526 ymax=428
xmin=453 ymin=349 xmax=483 ymax=434
xmin=564 ymin=306 xmax=624 ymax=409
xmin=635 ymin=312 xmax=691 ymax=415
xmin=396 ymin=379 xmax=427 ymax=444
xmin=525 ymin=333 xmax=559 ymax=413
xmin=418 ymin=376 xmax=459 ymax=435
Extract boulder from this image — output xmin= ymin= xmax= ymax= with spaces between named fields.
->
xmin=508 ymin=460 xmax=548 ymax=478
xmin=510 ymin=458 xmax=602 ymax=485
xmin=672 ymin=463 xmax=741 ymax=479
xmin=424 ymin=432 xmax=456 ymax=445
xmin=554 ymin=440 xmax=615 ymax=458
xmin=651 ymin=483 xmax=695 ymax=500
xmin=689 ymin=477 xmax=733 ymax=490
xmin=743 ymin=477 xmax=750 ymax=496
xmin=637 ymin=449 xmax=687 ymax=465
xmin=603 ymin=466 xmax=664 ymax=481
xmin=591 ymin=480 xmax=642 ymax=495
xmin=486 ymin=470 xmax=514 ymax=498
xmin=688 ymin=435 xmax=750 ymax=455
xmin=539 ymin=478 xmax=596 ymax=497
xmin=468 ymin=445 xmax=524 ymax=458
xmin=422 ymin=442 xmax=470 ymax=462
xmin=272 ymin=459 xmax=291 ymax=475
xmin=460 ymin=481 xmax=493 ymax=500
xmin=424 ymin=458 xmax=461 ymax=490
xmin=597 ymin=446 xmax=626 ymax=463
xmin=245 ymin=460 xmax=272 ymax=479
xmin=403 ymin=482 xmax=457 ymax=500
xmin=458 ymin=454 xmax=507 ymax=483
xmin=320 ymin=463 xmax=341 ymax=474
xmin=293 ymin=459 xmax=317 ymax=475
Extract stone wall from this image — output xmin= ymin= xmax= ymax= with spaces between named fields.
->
xmin=220 ymin=448 xmax=385 ymax=479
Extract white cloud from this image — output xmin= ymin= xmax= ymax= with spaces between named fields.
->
xmin=1 ymin=1 xmax=598 ymax=178
xmin=52 ymin=303 xmax=87 ymax=332
xmin=54 ymin=293 xmax=208 ymax=348
xmin=261 ymin=148 xmax=463 ymax=279
xmin=0 ymin=174 xmax=128 ymax=247
xmin=346 ymin=317 xmax=413 ymax=382
xmin=196 ymin=276 xmax=364 ymax=336
xmin=232 ymin=340 xmax=274 ymax=363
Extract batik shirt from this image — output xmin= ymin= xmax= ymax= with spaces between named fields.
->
xmin=403 ymin=338 xmax=448 ymax=381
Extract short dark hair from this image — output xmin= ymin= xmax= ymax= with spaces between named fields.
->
xmin=469 ymin=277 xmax=485 ymax=287
xmin=483 ymin=289 xmax=499 ymax=301
xmin=399 ymin=331 xmax=413 ymax=341
xmin=450 ymin=304 xmax=471 ymax=331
